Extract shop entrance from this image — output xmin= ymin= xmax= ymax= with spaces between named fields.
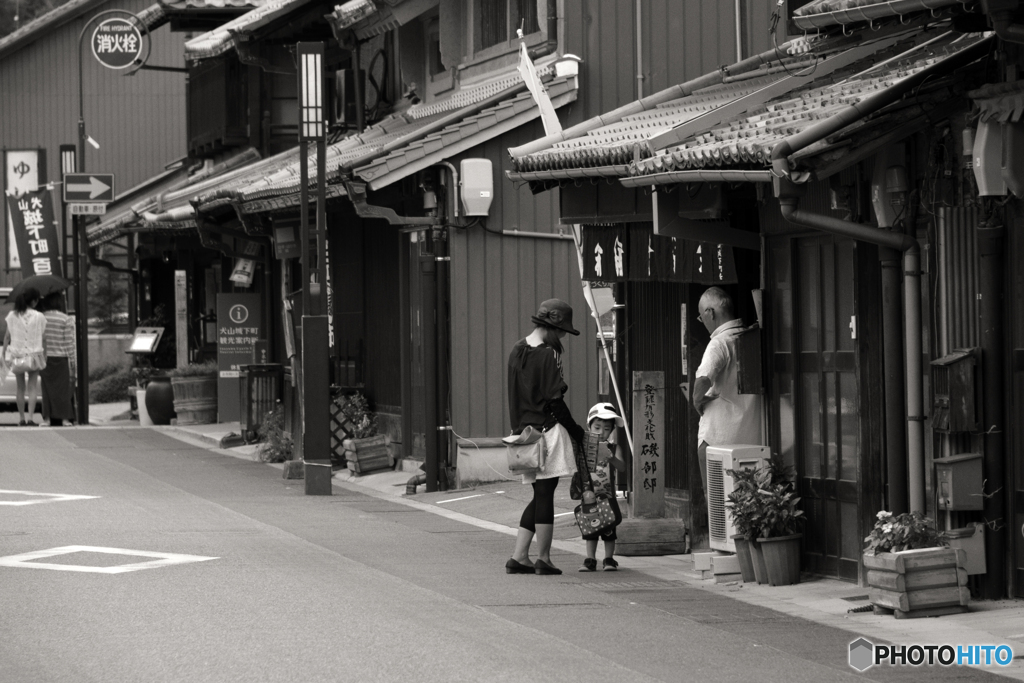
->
xmin=769 ymin=235 xmax=865 ymax=581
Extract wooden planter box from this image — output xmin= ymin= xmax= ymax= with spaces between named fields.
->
xmin=865 ymin=547 xmax=969 ymax=619
xmin=342 ymin=435 xmax=394 ymax=474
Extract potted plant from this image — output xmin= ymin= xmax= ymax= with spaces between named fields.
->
xmin=333 ymin=392 xmax=391 ymax=473
xmin=864 ymin=511 xmax=968 ymax=617
xmin=167 ymin=359 xmax=218 ymax=425
xmin=725 ymin=466 xmax=762 ymax=584
xmin=255 ymin=402 xmax=293 ymax=463
xmin=753 ymin=476 xmax=805 ymax=586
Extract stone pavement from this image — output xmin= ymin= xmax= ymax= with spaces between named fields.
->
xmin=156 ymin=422 xmax=1024 ymax=680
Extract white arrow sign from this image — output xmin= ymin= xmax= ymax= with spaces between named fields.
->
xmin=66 ymin=176 xmax=111 ymax=199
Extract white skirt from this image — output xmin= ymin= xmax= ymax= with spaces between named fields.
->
xmin=522 ymin=423 xmax=577 ymax=484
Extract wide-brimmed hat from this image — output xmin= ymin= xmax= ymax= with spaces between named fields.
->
xmin=587 ymin=402 xmax=624 ymax=427
xmin=531 ymin=298 xmax=579 ymax=336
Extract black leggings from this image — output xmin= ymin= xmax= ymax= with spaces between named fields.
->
xmin=519 ymin=477 xmax=559 ymax=532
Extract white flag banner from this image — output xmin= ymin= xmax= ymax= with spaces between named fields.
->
xmin=517 ymin=42 xmax=561 ymax=136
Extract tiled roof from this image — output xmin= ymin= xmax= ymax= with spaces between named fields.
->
xmin=184 ymin=0 xmax=313 ymax=60
xmin=87 ymin=72 xmax=578 ymax=242
xmin=629 ymin=32 xmax=985 ymax=178
xmin=792 ymin=0 xmax=965 ymax=30
xmin=511 ymin=74 xmax=783 ymax=173
xmin=511 ymin=30 xmax=988 ymax=183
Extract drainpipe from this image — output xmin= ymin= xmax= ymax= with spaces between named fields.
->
xmin=775 ymin=179 xmax=925 ymax=512
xmin=880 ymin=243 xmax=908 ymax=515
xmin=978 ymin=220 xmax=1006 ymax=599
xmin=527 ymin=0 xmax=558 ymax=60
xmin=635 ymin=0 xmax=643 ymax=99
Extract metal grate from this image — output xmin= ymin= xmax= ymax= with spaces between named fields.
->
xmin=707 ymin=457 xmax=726 ymax=543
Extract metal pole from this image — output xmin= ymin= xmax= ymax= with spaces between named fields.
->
xmin=880 ymin=245 xmax=908 ymax=514
xmin=434 ymin=227 xmax=449 ymax=491
xmin=978 ymin=223 xmax=1006 ymax=599
xmin=75 ymin=27 xmax=89 ymax=426
xmin=316 ymin=141 xmax=327 ymax=316
xmin=299 ymin=141 xmax=310 ymax=316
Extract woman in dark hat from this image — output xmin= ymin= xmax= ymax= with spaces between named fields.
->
xmin=505 ymin=298 xmax=593 ymax=576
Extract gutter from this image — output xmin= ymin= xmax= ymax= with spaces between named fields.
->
xmin=527 ymin=0 xmax=558 ymax=60
xmin=770 ymin=32 xmax=993 ymax=178
xmin=619 ymin=169 xmax=773 ymax=187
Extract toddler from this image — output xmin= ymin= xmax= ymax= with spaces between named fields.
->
xmin=579 ymin=402 xmax=626 ymax=571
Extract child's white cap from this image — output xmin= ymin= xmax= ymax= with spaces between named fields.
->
xmin=587 ymin=402 xmax=624 ymax=427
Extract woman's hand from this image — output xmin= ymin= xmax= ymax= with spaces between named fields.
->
xmin=582 ymin=490 xmax=596 ymax=504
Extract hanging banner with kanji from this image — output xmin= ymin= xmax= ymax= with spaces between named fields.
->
xmin=6 ymin=188 xmax=62 ymax=278
xmin=582 ymin=225 xmax=628 ymax=282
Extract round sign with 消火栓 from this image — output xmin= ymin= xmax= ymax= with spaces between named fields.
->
xmin=91 ymin=18 xmax=143 ymax=70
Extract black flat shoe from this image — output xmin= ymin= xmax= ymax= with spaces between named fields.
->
xmin=534 ymin=559 xmax=562 ymax=575
xmin=505 ymin=558 xmax=534 ymax=574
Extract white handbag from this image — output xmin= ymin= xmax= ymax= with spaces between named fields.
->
xmin=502 ymin=425 xmax=547 ymax=474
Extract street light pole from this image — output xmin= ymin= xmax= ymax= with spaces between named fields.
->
xmin=75 ymin=24 xmax=90 ymax=426
xmin=298 ymin=42 xmax=331 ymax=495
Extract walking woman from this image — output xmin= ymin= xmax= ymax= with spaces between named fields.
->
xmin=2 ymin=287 xmax=47 ymax=426
xmin=506 ymin=299 xmax=592 ymax=576
xmin=39 ymin=292 xmax=76 ymax=426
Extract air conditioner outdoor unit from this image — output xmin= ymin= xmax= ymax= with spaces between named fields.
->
xmin=706 ymin=444 xmax=771 ymax=552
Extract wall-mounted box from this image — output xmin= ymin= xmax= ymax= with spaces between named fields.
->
xmin=930 ymin=348 xmax=978 ymax=433
xmin=935 ymin=453 xmax=983 ymax=511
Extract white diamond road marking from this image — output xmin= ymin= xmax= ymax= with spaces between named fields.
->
xmin=0 ymin=489 xmax=100 ymax=506
xmin=0 ymin=546 xmax=219 ymax=574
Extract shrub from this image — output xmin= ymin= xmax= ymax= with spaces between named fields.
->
xmin=255 ymin=403 xmax=293 ymax=463
xmin=89 ymin=361 xmax=129 ymax=383
xmin=864 ymin=511 xmax=945 ymax=556
xmin=89 ymin=367 xmax=135 ymax=404
xmin=726 ymin=461 xmax=803 ymax=540
xmin=167 ymin=360 xmax=218 ymax=378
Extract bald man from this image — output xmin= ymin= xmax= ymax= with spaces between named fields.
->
xmin=691 ymin=287 xmax=763 ymax=494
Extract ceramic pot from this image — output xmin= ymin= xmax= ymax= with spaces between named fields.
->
xmin=144 ymin=375 xmax=176 ymax=426
xmin=749 ymin=538 xmax=769 ymax=585
xmin=757 ymin=533 xmax=802 ymax=586
xmin=731 ymin=534 xmax=757 ymax=583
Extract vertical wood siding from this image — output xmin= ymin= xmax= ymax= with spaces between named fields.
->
xmin=449 ymin=119 xmax=598 ymax=437
xmin=0 ymin=0 xmax=186 ymax=286
xmin=564 ymin=0 xmax=760 ymax=120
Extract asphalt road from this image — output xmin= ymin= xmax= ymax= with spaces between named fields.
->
xmin=0 ymin=427 xmax=1003 ymax=682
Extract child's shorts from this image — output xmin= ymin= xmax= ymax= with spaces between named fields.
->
xmin=581 ymin=494 xmax=622 ymax=541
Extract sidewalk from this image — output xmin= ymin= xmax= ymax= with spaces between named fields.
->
xmin=161 ymin=422 xmax=1024 ymax=679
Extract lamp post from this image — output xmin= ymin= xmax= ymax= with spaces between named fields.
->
xmin=298 ymin=42 xmax=332 ymax=495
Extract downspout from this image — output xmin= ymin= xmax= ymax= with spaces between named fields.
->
xmin=775 ymin=179 xmax=925 ymax=512
xmin=978 ymin=219 xmax=1007 ymax=599
xmin=635 ymin=0 xmax=643 ymax=99
xmin=527 ymin=0 xmax=558 ymax=60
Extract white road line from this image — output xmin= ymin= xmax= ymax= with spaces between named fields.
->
xmin=0 ymin=545 xmax=218 ymax=573
xmin=554 ymin=511 xmax=575 ymax=517
xmin=0 ymin=490 xmax=100 ymax=506
xmin=436 ymin=494 xmax=484 ymax=504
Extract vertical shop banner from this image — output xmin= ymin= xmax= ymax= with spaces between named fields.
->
xmin=632 ymin=371 xmax=666 ymax=517
xmin=581 ymin=225 xmax=628 ymax=282
xmin=5 ymin=189 xmax=62 ymax=278
xmin=217 ymin=293 xmax=262 ymax=423
xmin=4 ymin=150 xmax=44 ymax=270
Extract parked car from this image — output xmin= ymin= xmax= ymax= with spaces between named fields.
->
xmin=0 ymin=287 xmax=16 ymax=406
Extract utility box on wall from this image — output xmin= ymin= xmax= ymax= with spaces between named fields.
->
xmin=930 ymin=348 xmax=978 ymax=433
xmin=935 ymin=453 xmax=984 ymax=511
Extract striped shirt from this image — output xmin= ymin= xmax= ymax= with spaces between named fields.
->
xmin=43 ymin=311 xmax=76 ymax=358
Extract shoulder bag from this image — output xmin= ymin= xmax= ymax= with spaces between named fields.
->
xmin=502 ymin=425 xmax=547 ymax=474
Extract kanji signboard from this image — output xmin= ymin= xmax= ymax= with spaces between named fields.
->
xmin=63 ymin=174 xmax=113 ymax=202
xmin=217 ymin=293 xmax=262 ymax=422
xmin=5 ymin=189 xmax=62 ymax=278
xmin=91 ymin=18 xmax=143 ymax=70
